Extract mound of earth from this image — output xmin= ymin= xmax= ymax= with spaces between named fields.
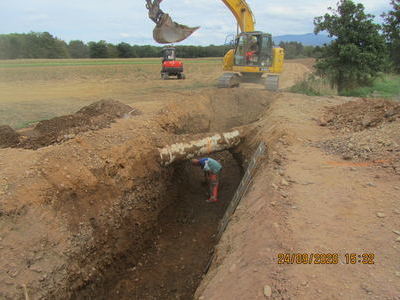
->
xmin=19 ymin=99 xmax=138 ymax=149
xmin=317 ymin=98 xmax=400 ymax=174
xmin=76 ymin=99 xmax=135 ymax=118
xmin=0 ymin=125 xmax=20 ymax=148
xmin=321 ymin=98 xmax=400 ymax=132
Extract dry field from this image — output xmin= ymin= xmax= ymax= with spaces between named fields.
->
xmin=0 ymin=58 xmax=310 ymax=128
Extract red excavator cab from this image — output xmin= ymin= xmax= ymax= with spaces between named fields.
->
xmin=161 ymin=47 xmax=185 ymax=80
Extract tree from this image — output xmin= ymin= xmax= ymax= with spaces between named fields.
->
xmin=382 ymin=0 xmax=400 ymax=72
xmin=88 ymin=40 xmax=108 ymax=58
xmin=314 ymin=0 xmax=387 ymax=92
xmin=68 ymin=40 xmax=89 ymax=58
xmin=117 ymin=42 xmax=134 ymax=58
xmin=278 ymin=41 xmax=305 ymax=59
xmin=106 ymin=43 xmax=119 ymax=58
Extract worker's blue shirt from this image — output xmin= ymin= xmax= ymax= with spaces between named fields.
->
xmin=199 ymin=158 xmax=222 ymax=174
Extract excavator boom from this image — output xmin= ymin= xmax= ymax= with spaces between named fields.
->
xmin=221 ymin=0 xmax=255 ymax=32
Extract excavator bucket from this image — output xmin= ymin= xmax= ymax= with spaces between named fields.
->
xmin=153 ymin=14 xmax=199 ymax=44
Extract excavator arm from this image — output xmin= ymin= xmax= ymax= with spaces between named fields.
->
xmin=146 ymin=0 xmax=255 ymax=44
xmin=221 ymin=0 xmax=255 ymax=32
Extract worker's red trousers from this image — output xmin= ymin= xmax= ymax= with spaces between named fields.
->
xmin=208 ymin=173 xmax=219 ymax=202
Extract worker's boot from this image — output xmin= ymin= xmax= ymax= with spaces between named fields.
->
xmin=206 ymin=174 xmax=219 ymax=203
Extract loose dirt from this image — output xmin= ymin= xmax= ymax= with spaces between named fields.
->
xmin=321 ymin=98 xmax=400 ymax=132
xmin=0 ymin=125 xmax=19 ymax=148
xmin=317 ymin=98 xmax=400 ymax=175
xmin=3 ymin=99 xmax=138 ymax=149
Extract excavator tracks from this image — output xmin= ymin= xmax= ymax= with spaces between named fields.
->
xmin=217 ymin=73 xmax=240 ymax=88
xmin=218 ymin=73 xmax=280 ymax=91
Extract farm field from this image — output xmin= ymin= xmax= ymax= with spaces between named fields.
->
xmin=0 ymin=57 xmax=399 ymax=300
xmin=0 ymin=58 xmax=222 ymax=128
xmin=0 ymin=58 xmax=310 ymax=128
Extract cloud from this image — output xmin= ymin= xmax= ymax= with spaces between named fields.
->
xmin=0 ymin=0 xmax=393 ymax=45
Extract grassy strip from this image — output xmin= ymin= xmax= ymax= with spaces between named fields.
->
xmin=16 ymin=118 xmax=50 ymax=129
xmin=0 ymin=59 xmax=221 ymax=68
xmin=289 ymin=74 xmax=400 ymax=100
xmin=288 ymin=75 xmax=336 ymax=96
xmin=340 ymin=75 xmax=400 ymax=99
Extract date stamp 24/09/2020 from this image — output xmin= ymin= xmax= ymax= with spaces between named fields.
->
xmin=277 ymin=253 xmax=375 ymax=265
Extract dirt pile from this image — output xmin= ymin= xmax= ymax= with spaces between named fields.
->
xmin=75 ymin=99 xmax=136 ymax=118
xmin=317 ymin=98 xmax=400 ymax=174
xmin=16 ymin=99 xmax=138 ymax=149
xmin=0 ymin=125 xmax=20 ymax=148
xmin=321 ymin=98 xmax=400 ymax=131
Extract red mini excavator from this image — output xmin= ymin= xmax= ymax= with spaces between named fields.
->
xmin=161 ymin=46 xmax=185 ymax=80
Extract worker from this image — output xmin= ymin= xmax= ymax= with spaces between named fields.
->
xmin=192 ymin=157 xmax=222 ymax=203
xmin=246 ymin=37 xmax=259 ymax=64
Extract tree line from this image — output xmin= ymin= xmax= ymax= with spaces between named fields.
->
xmin=0 ymin=31 xmax=325 ymax=60
xmin=277 ymin=42 xmax=323 ymax=59
xmin=0 ymin=33 xmax=233 ymax=59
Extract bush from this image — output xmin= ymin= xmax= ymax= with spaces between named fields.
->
xmin=288 ymin=75 xmax=335 ymax=96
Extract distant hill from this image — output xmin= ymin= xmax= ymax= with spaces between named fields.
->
xmin=273 ymin=33 xmax=333 ymax=46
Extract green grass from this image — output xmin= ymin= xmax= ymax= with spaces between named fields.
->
xmin=289 ymin=74 xmax=400 ymax=100
xmin=16 ymin=118 xmax=50 ymax=129
xmin=288 ymin=75 xmax=336 ymax=96
xmin=340 ymin=75 xmax=400 ymax=99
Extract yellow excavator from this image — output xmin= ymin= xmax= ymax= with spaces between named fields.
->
xmin=145 ymin=0 xmax=284 ymax=90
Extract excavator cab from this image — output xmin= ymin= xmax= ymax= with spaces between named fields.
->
xmin=234 ymin=32 xmax=273 ymax=68
xmin=162 ymin=47 xmax=176 ymax=62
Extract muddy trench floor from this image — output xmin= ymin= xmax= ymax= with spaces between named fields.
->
xmin=87 ymin=151 xmax=243 ymax=299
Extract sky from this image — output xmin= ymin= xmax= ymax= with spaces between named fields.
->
xmin=0 ymin=0 xmax=392 ymax=45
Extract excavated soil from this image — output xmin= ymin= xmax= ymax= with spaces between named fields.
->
xmin=1 ymin=99 xmax=138 ymax=150
xmin=0 ymin=88 xmax=272 ymax=300
xmin=0 ymin=125 xmax=20 ymax=148
xmin=320 ymin=98 xmax=400 ymax=132
xmin=316 ymin=98 xmax=400 ymax=174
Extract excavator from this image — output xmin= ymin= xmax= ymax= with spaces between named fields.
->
xmin=145 ymin=0 xmax=284 ymax=90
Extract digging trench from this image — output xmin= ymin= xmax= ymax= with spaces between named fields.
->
xmin=0 ymin=89 xmax=272 ymax=299
xmin=86 ymin=150 xmax=243 ymax=299
xmin=71 ymin=90 xmax=271 ymax=299
xmin=72 ymin=90 xmax=270 ymax=299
